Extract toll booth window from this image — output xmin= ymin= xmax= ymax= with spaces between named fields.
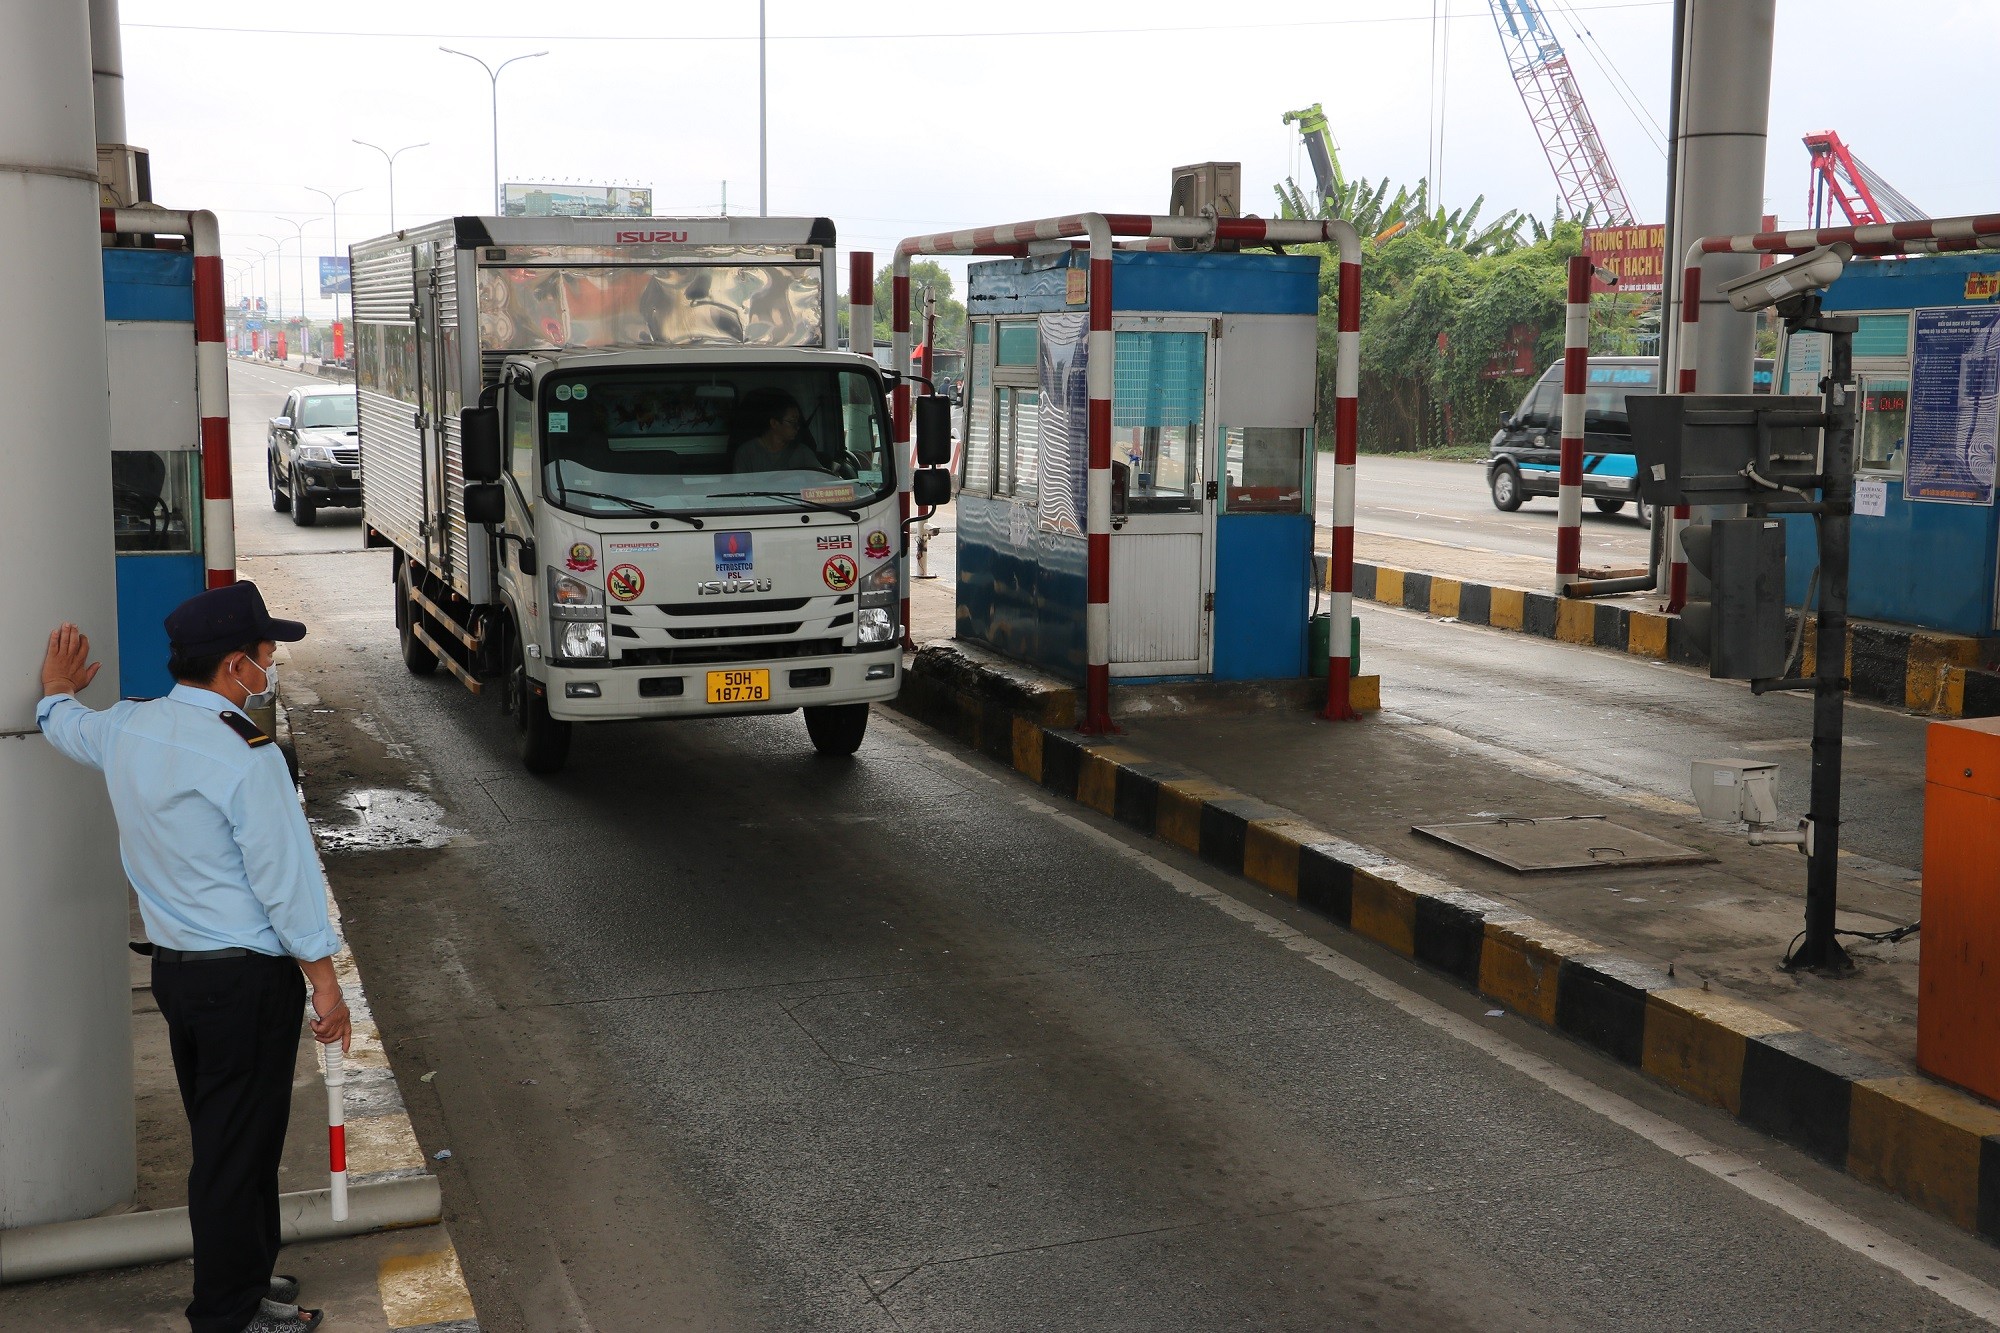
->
xmin=1222 ymin=428 xmax=1307 ymax=513
xmin=1858 ymin=377 xmax=1910 ymax=476
xmin=961 ymin=323 xmax=994 ymax=496
xmin=1113 ymin=332 xmax=1205 ymax=513
xmin=997 ymin=388 xmax=1040 ymax=502
xmin=112 ymin=450 xmax=199 ymax=554
xmin=995 ymin=322 xmax=1039 ymax=367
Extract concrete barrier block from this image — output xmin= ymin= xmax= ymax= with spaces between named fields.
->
xmin=1641 ymin=988 xmax=1795 ymax=1114
xmin=1489 ymin=587 xmax=1526 ymax=631
xmin=1155 ymin=778 xmax=1230 ymax=854
xmin=1349 ymin=675 xmax=1382 ymax=712
xmin=1350 ymin=868 xmax=1417 ymax=956
xmin=1627 ymin=612 xmax=1670 ymax=660
xmin=1010 ymin=716 xmax=1043 ymax=783
xmin=1739 ymin=1029 xmax=1897 ymax=1166
xmin=1243 ymin=818 xmax=1327 ymax=899
xmin=1297 ymin=844 xmax=1355 ymax=923
xmin=1554 ymin=597 xmax=1596 ymax=644
xmin=1374 ymin=567 xmax=1405 ymax=607
xmin=1429 ymin=578 xmax=1462 ymax=620
xmin=1478 ymin=918 xmax=1596 ymax=1025
xmin=1555 ymin=953 xmax=1675 ymax=1067
xmin=1847 ymin=1076 xmax=2000 ymax=1232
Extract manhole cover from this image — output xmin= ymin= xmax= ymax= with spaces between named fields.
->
xmin=1412 ymin=814 xmax=1710 ymax=873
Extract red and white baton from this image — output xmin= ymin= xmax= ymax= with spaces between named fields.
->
xmin=321 ymin=1041 xmax=347 ymax=1221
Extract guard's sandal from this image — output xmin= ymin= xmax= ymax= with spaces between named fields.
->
xmin=268 ymin=1274 xmax=301 ymax=1304
xmin=245 ymin=1302 xmax=323 ymax=1332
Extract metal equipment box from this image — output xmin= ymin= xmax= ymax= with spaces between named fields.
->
xmin=1918 ymin=715 xmax=2000 ymax=1102
xmin=1628 ymin=393 xmax=1824 ymax=507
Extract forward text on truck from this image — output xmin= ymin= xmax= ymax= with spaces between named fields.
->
xmin=352 ymin=216 xmax=951 ymax=773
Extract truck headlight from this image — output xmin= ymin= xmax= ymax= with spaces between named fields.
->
xmin=297 ymin=444 xmax=334 ymax=463
xmin=857 ymin=606 xmax=896 ymax=644
xmin=859 ymin=561 xmax=899 ymax=609
xmin=559 ymin=621 xmax=607 ymax=659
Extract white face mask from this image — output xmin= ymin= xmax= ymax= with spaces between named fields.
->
xmin=238 ymin=656 xmax=278 ymax=710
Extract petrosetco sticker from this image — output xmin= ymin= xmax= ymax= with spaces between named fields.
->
xmin=607 ymin=564 xmax=645 ymax=602
xmin=566 ymin=542 xmax=597 ymax=572
xmin=864 ymin=530 xmax=892 ymax=559
xmin=822 ymin=555 xmax=858 ymax=591
xmin=714 ymin=531 xmax=753 ymax=574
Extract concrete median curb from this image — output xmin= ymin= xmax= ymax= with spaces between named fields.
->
xmin=894 ymin=641 xmax=2000 ymax=1246
xmin=1319 ymin=556 xmax=2000 ymax=719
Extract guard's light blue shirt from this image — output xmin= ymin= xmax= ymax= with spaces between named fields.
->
xmin=36 ymin=684 xmax=342 ymax=960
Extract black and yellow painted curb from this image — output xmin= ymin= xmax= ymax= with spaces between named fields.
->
xmin=1318 ymin=556 xmax=2000 ymax=719
xmin=893 ymin=643 xmax=2000 ymax=1244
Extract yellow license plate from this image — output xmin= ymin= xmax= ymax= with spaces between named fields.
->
xmin=705 ymin=669 xmax=770 ymax=704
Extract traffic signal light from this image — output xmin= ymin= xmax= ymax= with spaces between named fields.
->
xmin=1680 ymin=517 xmax=1788 ymax=680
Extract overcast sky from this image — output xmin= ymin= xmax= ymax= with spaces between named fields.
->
xmin=118 ymin=0 xmax=2000 ymax=321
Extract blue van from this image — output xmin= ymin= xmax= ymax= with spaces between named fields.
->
xmin=1486 ymin=355 xmax=1772 ymax=520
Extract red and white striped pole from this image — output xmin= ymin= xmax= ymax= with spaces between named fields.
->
xmin=1082 ymin=213 xmax=1115 ymax=733
xmin=1554 ymin=255 xmax=1590 ymax=595
xmin=103 ymin=208 xmax=235 ymax=589
xmin=1321 ymin=221 xmax=1363 ymax=721
xmin=888 ymin=257 xmax=914 ymax=649
xmin=1664 ymin=250 xmax=1703 ymax=611
xmin=320 ymin=1042 xmax=347 ymax=1221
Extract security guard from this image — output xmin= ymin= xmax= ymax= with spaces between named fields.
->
xmin=38 ymin=582 xmax=349 ymax=1333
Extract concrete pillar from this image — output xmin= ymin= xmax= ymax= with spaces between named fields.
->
xmin=88 ymin=0 xmax=124 ymax=145
xmin=1664 ymin=0 xmax=1775 ymax=395
xmin=0 ymin=0 xmax=135 ymax=1227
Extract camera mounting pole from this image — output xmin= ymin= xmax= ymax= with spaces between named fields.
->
xmin=1785 ymin=297 xmax=1860 ymax=973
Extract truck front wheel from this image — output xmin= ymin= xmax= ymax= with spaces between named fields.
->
xmin=502 ymin=619 xmax=571 ymax=775
xmin=396 ymin=562 xmax=439 ymax=676
xmin=804 ymin=703 xmax=869 ymax=757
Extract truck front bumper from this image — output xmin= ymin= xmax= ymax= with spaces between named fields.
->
xmin=295 ymin=461 xmax=363 ymax=507
xmin=540 ymin=649 xmax=902 ymax=721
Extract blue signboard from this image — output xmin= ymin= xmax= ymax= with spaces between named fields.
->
xmin=1906 ymin=307 xmax=2000 ymax=505
xmin=318 ymin=256 xmax=350 ymax=296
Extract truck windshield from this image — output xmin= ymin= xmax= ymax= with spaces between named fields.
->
xmin=539 ymin=367 xmax=893 ymax=518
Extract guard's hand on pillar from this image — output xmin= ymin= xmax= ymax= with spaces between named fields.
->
xmin=41 ymin=624 xmax=101 ymax=698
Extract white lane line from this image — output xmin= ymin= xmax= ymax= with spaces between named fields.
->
xmin=895 ymin=720 xmax=2000 ymax=1325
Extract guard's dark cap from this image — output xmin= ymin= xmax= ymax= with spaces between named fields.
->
xmin=164 ymin=581 xmax=307 ymax=657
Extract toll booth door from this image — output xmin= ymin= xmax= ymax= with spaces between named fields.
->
xmin=1108 ymin=322 xmax=1214 ymax=676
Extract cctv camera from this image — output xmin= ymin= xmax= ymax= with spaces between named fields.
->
xmin=1720 ymin=243 xmax=1851 ymax=314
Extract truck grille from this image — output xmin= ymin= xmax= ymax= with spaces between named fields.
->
xmin=666 ymin=622 xmax=803 ymax=640
xmin=617 ymin=639 xmax=844 ymax=667
xmin=332 ymin=446 xmax=361 ymax=467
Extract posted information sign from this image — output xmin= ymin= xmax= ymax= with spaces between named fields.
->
xmin=1583 ymin=224 xmax=1666 ymax=294
xmin=1906 ymin=307 xmax=2000 ymax=505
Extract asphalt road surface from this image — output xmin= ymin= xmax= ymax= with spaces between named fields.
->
xmin=226 ymin=367 xmax=2000 ymax=1329
xmin=1320 ymin=453 xmax=1654 ymax=568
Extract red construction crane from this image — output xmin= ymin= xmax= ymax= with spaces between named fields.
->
xmin=1486 ymin=0 xmax=1634 ymax=225
xmin=1804 ymin=130 xmax=1925 ymax=229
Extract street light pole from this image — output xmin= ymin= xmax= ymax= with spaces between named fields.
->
xmin=438 ymin=47 xmax=547 ymax=214
xmin=278 ymin=216 xmax=321 ymax=354
xmin=305 ymin=185 xmax=360 ymax=324
xmin=353 ymin=140 xmax=426 ymax=231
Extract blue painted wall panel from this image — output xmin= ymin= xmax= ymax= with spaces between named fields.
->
xmin=1781 ymin=478 xmax=1999 ymax=635
xmin=103 ymin=250 xmax=195 ymax=322
xmin=116 ymin=555 xmax=205 ymax=697
xmin=969 ymin=251 xmax=1319 ymax=317
xmin=954 ymin=493 xmax=1088 ymax=679
xmin=1212 ymin=514 xmax=1312 ymax=679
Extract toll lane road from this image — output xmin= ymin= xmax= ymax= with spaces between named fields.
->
xmin=256 ymin=550 xmax=1998 ymax=1330
xmin=227 ymin=360 xmax=366 ymax=560
xmin=1323 ymin=453 xmax=1652 ymax=568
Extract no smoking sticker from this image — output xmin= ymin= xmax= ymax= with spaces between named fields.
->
xmin=822 ymin=555 xmax=857 ymax=591
xmin=607 ymin=564 xmax=645 ymax=602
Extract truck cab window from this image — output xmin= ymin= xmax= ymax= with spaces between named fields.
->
xmin=506 ymin=383 xmax=536 ymax=500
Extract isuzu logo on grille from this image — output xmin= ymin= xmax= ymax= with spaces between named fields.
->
xmin=695 ymin=578 xmax=774 ymax=596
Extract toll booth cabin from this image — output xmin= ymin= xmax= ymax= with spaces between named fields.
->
xmin=955 ymin=249 xmax=1319 ymax=680
xmin=1777 ymin=252 xmax=2000 ymax=637
xmin=104 ymin=248 xmax=207 ymax=696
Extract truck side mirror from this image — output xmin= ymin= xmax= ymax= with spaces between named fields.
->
xmin=464 ymin=481 xmax=505 ymax=526
xmin=912 ymin=467 xmax=953 ymax=508
xmin=914 ymin=396 xmax=953 ymax=467
xmin=272 ymin=416 xmax=292 ymax=431
xmin=461 ymin=406 xmax=502 ymax=482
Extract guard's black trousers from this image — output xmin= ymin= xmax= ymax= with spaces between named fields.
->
xmin=152 ymin=953 xmax=306 ymax=1333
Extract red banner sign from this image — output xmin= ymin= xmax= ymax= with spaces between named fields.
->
xmin=1584 ymin=224 xmax=1666 ymax=294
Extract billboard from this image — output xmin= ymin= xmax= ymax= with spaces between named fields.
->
xmin=318 ymin=256 xmax=350 ymax=296
xmin=1906 ymin=306 xmax=2000 ymax=505
xmin=1584 ymin=224 xmax=1666 ymax=294
xmin=502 ymin=183 xmax=653 ymax=218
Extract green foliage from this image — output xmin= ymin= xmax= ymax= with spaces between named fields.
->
xmin=874 ymin=261 xmax=966 ymax=350
xmin=1273 ymin=157 xmax=1615 ymax=452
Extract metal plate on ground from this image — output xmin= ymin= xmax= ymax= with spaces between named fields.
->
xmin=1412 ymin=815 xmax=1711 ymax=873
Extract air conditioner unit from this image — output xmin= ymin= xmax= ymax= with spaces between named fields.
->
xmin=1169 ymin=162 xmax=1240 ymax=252
xmin=96 ymin=143 xmax=151 ymax=209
